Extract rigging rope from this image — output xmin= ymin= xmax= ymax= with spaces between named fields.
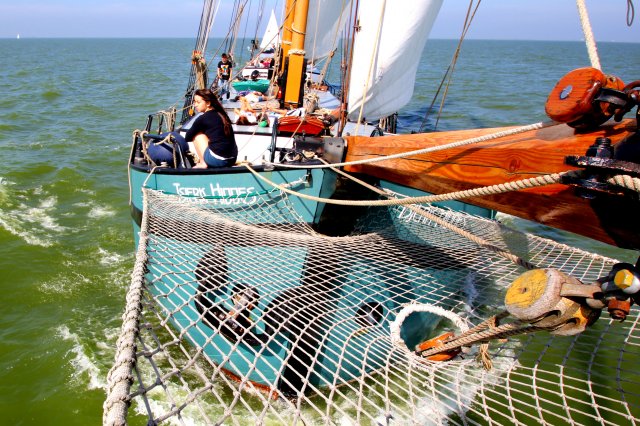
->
xmin=576 ymin=0 xmax=602 ymax=70
xmin=244 ymin=162 xmax=564 ymax=211
xmin=279 ymin=120 xmax=554 ymax=170
xmin=419 ymin=0 xmax=482 ymax=133
xmin=414 ymin=313 xmax=559 ymax=362
xmin=314 ymin=159 xmax=539 ymax=270
xmin=181 ymin=0 xmax=221 ymax=121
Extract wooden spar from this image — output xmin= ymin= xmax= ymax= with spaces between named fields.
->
xmin=282 ymin=0 xmax=309 ymax=106
xmin=280 ymin=0 xmax=295 ymax=74
xmin=343 ymin=118 xmax=640 ymax=249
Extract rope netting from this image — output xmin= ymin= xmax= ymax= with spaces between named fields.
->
xmin=105 ymin=188 xmax=639 ymax=425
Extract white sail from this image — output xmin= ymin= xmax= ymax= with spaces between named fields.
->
xmin=259 ymin=9 xmax=280 ymax=50
xmin=347 ymin=0 xmax=443 ymax=121
xmin=304 ymin=0 xmax=352 ymax=61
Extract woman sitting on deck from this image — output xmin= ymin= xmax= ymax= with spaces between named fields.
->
xmin=186 ymin=89 xmax=238 ymax=169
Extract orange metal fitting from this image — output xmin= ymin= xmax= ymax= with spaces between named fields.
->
xmin=416 ymin=332 xmax=461 ymax=362
xmin=607 ymin=298 xmax=631 ymax=321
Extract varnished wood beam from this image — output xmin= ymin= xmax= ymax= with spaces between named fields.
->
xmin=343 ymin=119 xmax=639 ymax=249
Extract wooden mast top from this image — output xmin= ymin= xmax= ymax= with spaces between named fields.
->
xmin=279 ymin=0 xmax=295 ymax=74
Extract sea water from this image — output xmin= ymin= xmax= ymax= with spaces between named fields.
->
xmin=0 ymin=38 xmax=638 ymax=424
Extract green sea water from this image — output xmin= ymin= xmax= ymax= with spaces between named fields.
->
xmin=0 ymin=37 xmax=638 ymax=424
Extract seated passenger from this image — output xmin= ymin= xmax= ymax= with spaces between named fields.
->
xmin=186 ymin=88 xmax=237 ymax=169
xmin=146 ymin=131 xmax=190 ymax=167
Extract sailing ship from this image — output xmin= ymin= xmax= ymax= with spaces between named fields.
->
xmin=108 ymin=0 xmax=640 ymax=424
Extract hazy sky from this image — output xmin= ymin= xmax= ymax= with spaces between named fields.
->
xmin=0 ymin=0 xmax=637 ymax=42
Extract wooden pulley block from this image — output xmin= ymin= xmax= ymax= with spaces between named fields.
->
xmin=504 ymin=268 xmax=582 ymax=322
xmin=505 ymin=269 xmax=562 ymax=322
xmin=549 ymin=304 xmax=601 ymax=336
xmin=545 ymin=67 xmax=625 ymax=129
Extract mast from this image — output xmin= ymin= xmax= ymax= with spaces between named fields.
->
xmin=280 ymin=0 xmax=309 ymax=107
xmin=280 ymin=0 xmax=295 ymax=74
xmin=338 ymin=0 xmax=360 ymax=136
xmin=180 ymin=0 xmax=217 ymax=123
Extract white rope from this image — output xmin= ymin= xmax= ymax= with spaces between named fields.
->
xmin=275 ymin=120 xmax=554 ymax=170
xmin=389 ymin=303 xmax=470 ymax=353
xmin=607 ymin=174 xmax=640 ymax=192
xmin=249 ymin=158 xmax=640 ymax=209
xmin=576 ymin=0 xmax=602 ymax=70
xmin=103 ymin=190 xmax=151 ymax=425
xmin=246 ymin=160 xmax=570 ymax=208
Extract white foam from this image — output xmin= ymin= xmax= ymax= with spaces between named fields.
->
xmin=0 ymin=187 xmax=72 ymax=246
xmin=39 ymin=196 xmax=57 ymax=209
xmin=98 ymin=247 xmax=126 ymax=266
xmin=0 ymin=182 xmax=9 ymax=208
xmin=76 ymin=188 xmax=96 ymax=195
xmin=101 ymin=326 xmax=119 ymax=341
xmin=0 ymin=216 xmax=53 ymax=247
xmin=24 ymin=206 xmax=65 ymax=232
xmin=89 ymin=205 xmax=116 ymax=218
xmin=18 ymin=195 xmax=67 ymax=232
xmin=462 ymin=271 xmax=479 ymax=314
xmin=57 ymin=325 xmax=105 ymax=390
xmin=40 ymin=277 xmax=71 ymax=294
xmin=132 ymin=384 xmax=206 ymax=426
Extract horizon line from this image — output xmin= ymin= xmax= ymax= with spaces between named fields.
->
xmin=1 ymin=36 xmax=637 ymax=44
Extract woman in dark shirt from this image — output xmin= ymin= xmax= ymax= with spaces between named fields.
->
xmin=186 ymin=88 xmax=238 ymax=168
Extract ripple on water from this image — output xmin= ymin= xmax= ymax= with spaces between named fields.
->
xmin=41 ymin=89 xmax=63 ymax=101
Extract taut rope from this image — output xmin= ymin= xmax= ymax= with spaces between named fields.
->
xmin=576 ymin=0 xmax=602 ymax=70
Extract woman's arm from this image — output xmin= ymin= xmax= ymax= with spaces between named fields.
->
xmin=184 ymin=116 xmax=204 ymax=142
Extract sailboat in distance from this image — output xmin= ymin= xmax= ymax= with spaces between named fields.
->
xmin=105 ymin=1 xmax=640 ymax=425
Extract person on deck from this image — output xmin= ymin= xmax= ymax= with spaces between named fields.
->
xmin=234 ymin=90 xmax=269 ymax=103
xmin=267 ymin=57 xmax=275 ymax=80
xmin=217 ymin=53 xmax=232 ymax=100
xmin=186 ymin=88 xmax=237 ymax=169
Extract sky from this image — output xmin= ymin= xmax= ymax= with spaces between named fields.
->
xmin=0 ymin=0 xmax=637 ymax=42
